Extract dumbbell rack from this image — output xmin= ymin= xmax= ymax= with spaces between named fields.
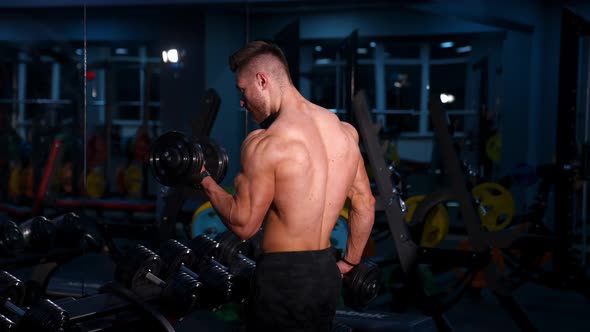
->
xmin=51 ymin=285 xmax=175 ymax=332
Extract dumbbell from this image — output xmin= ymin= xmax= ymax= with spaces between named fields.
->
xmin=214 ymin=232 xmax=257 ymax=301
xmin=49 ymin=212 xmax=85 ymax=249
xmin=19 ymin=216 xmax=57 ymax=251
xmin=148 ymin=131 xmax=228 ymax=187
xmin=214 ymin=231 xmax=253 ymax=264
xmin=114 ymin=244 xmax=202 ymax=316
xmin=182 ymin=236 xmax=235 ymax=308
xmin=0 ymin=270 xmax=69 ymax=332
xmin=50 ymin=212 xmax=100 ymax=251
xmin=341 ymin=259 xmax=381 ymax=310
xmin=0 ymin=219 xmax=25 ymax=256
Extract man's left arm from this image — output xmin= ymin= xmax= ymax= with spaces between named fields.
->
xmin=200 ymin=134 xmax=275 ymax=240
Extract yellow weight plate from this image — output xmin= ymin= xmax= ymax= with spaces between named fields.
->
xmin=385 ymin=141 xmax=401 ymax=166
xmin=86 ymin=168 xmax=106 ymax=199
xmin=472 ymin=182 xmax=515 ymax=231
xmin=486 ymin=133 xmax=501 ymax=162
xmin=124 ymin=164 xmax=142 ymax=197
xmin=191 ymin=201 xmax=227 ymax=238
xmin=8 ymin=166 xmax=21 ymax=199
xmin=404 ymin=195 xmax=450 ymax=247
xmin=404 ymin=195 xmax=425 ymax=223
xmin=21 ymin=166 xmax=34 ymax=199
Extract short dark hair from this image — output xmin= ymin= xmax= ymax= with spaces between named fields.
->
xmin=229 ymin=40 xmax=290 ymax=74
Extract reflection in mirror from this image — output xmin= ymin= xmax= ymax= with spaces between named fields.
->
xmin=84 ymin=41 xmax=161 ymax=200
xmin=0 ymin=9 xmax=85 ymax=217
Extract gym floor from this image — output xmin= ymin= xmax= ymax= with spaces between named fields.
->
xmin=10 ymin=230 xmax=588 ymax=332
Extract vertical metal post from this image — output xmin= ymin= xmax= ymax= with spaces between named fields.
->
xmin=419 ymin=43 xmax=430 ymax=135
xmin=17 ymin=52 xmax=27 ymax=138
xmin=374 ymin=43 xmax=386 ymax=127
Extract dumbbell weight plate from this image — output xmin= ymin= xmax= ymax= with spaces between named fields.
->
xmin=214 ymin=231 xmax=249 ymax=266
xmin=20 ymin=216 xmax=57 ymax=251
xmin=157 ymin=239 xmax=197 ymax=280
xmin=196 ymin=137 xmax=228 ymax=184
xmin=0 ymin=271 xmax=25 ymax=306
xmin=160 ymin=271 xmax=202 ymax=316
xmin=0 ymin=219 xmax=25 ymax=255
xmin=19 ymin=298 xmax=70 ymax=332
xmin=188 ymin=235 xmax=220 ymax=271
xmin=342 ymin=260 xmax=380 ymax=310
xmin=0 ymin=313 xmax=15 ymax=331
xmin=115 ymin=244 xmax=163 ymax=291
xmin=51 ymin=212 xmax=85 ymax=248
xmin=148 ymin=131 xmax=204 ymax=187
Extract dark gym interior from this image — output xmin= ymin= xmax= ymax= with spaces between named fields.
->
xmin=0 ymin=0 xmax=589 ymax=331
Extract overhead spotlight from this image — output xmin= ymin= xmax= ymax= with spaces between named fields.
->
xmin=456 ymin=45 xmax=472 ymax=53
xmin=168 ymin=49 xmax=179 ymax=63
xmin=440 ymin=93 xmax=455 ymax=104
xmin=162 ymin=49 xmax=181 ymax=63
xmin=314 ymin=58 xmax=332 ymax=65
xmin=369 ymin=41 xmax=376 ymax=48
xmin=440 ymin=41 xmax=454 ymax=48
xmin=114 ymin=48 xmax=128 ymax=55
xmin=315 ymin=45 xmax=323 ymax=52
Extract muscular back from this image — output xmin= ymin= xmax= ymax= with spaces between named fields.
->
xmin=244 ymin=103 xmax=361 ymax=253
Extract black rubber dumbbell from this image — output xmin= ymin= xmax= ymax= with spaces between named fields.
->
xmin=0 ymin=270 xmax=69 ymax=332
xmin=114 ymin=244 xmax=202 ymax=316
xmin=214 ymin=231 xmax=256 ymax=301
xmin=19 ymin=216 xmax=56 ymax=252
xmin=341 ymin=259 xmax=381 ymax=310
xmin=148 ymin=131 xmax=228 ymax=188
xmin=162 ymin=238 xmax=234 ymax=309
xmin=0 ymin=219 xmax=25 ymax=256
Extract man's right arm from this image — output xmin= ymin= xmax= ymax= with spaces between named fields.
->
xmin=340 ymin=155 xmax=375 ymax=272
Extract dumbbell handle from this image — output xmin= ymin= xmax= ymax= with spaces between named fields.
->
xmin=3 ymin=299 xmax=26 ymax=316
xmin=238 ymin=253 xmax=255 ymax=265
xmin=179 ymin=265 xmax=200 ymax=281
xmin=145 ymin=271 xmax=167 ymax=288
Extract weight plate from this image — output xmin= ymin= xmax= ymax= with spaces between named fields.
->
xmin=148 ymin=131 xmax=204 ymax=187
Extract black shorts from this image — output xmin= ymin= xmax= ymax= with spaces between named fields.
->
xmin=246 ymin=247 xmax=342 ymax=332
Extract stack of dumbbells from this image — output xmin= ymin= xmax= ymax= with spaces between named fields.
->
xmin=110 ymin=230 xmax=381 ymax=329
xmin=0 ymin=229 xmax=380 ymax=331
xmin=0 ymin=212 xmax=99 ymax=265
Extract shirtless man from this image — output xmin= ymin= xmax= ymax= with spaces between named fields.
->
xmin=198 ymin=41 xmax=375 ymax=331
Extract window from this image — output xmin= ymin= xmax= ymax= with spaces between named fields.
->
xmin=385 ymin=64 xmax=421 ymax=110
xmin=116 ymin=67 xmax=141 ymax=102
xmin=429 ymin=63 xmax=466 ymax=110
xmin=357 ymin=64 xmax=375 ymax=109
xmin=0 ymin=63 xmax=13 ymax=99
xmin=310 ymin=66 xmax=337 ymax=109
xmin=306 ymin=36 xmax=471 ymax=136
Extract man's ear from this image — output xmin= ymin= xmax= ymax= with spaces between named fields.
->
xmin=255 ymin=72 xmax=268 ymax=90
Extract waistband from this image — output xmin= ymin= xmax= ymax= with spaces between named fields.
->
xmin=257 ymin=247 xmax=338 ymax=265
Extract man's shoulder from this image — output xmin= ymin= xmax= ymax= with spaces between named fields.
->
xmin=243 ymin=129 xmax=283 ymax=155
